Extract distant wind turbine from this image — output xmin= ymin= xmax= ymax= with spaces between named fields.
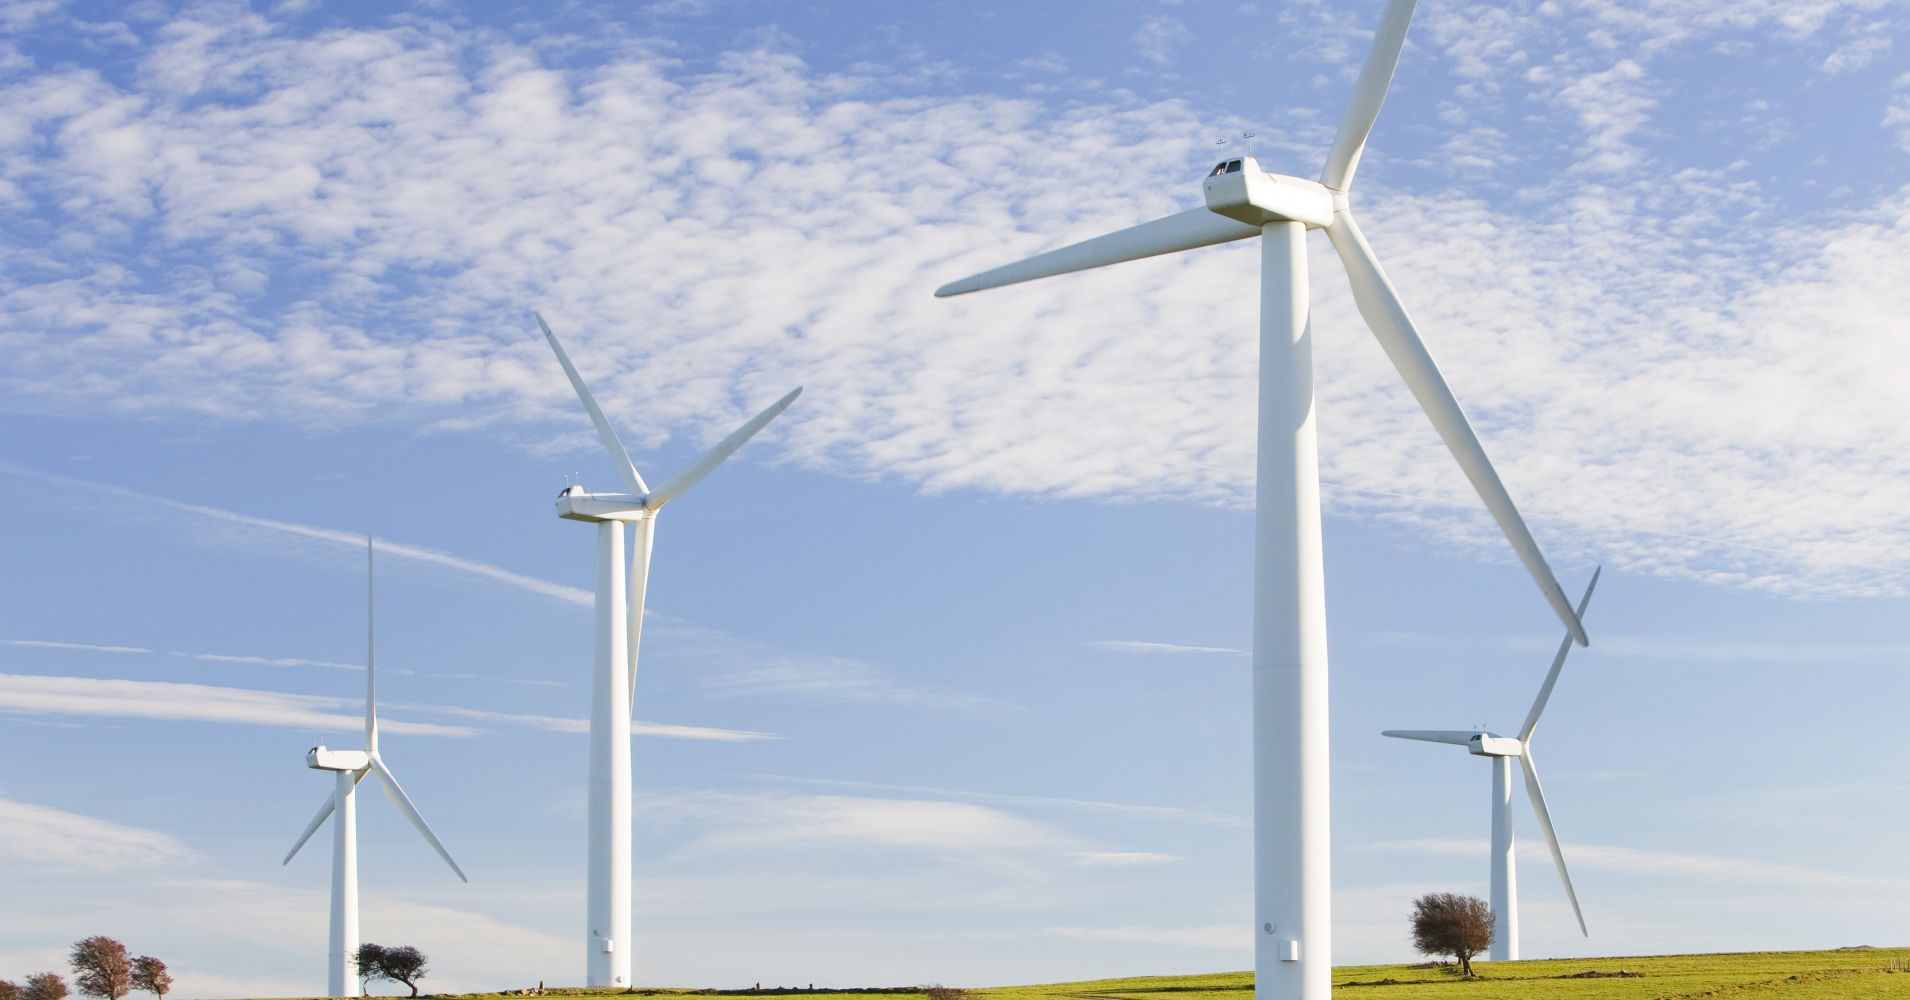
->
xmin=933 ymin=1 xmax=1589 ymax=996
xmin=1385 ymin=567 xmax=1601 ymax=960
xmin=283 ymin=538 xmax=466 ymax=999
xmin=536 ymin=313 xmax=800 ymax=987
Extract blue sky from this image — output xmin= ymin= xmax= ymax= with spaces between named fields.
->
xmin=2 ymin=0 xmax=1909 ymax=995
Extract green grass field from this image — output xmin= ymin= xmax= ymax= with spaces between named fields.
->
xmin=974 ymin=949 xmax=1910 ymax=1000
xmin=420 ymin=947 xmax=1910 ymax=1000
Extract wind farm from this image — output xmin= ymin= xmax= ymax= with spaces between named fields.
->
xmin=2 ymin=0 xmax=1908 ymax=997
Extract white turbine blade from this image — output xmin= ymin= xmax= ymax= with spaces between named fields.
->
xmin=934 ymin=208 xmax=1262 ymax=297
xmin=1321 ymin=0 xmax=1420 ymax=192
xmin=1520 ymin=566 xmax=1602 ymax=742
xmin=642 ymin=387 xmax=803 ymax=507
xmin=282 ymin=790 xmax=337 ymax=865
xmin=365 ymin=536 xmax=378 ymax=753
xmin=1381 ymin=729 xmax=1475 ymax=746
xmin=1324 ymin=211 xmax=1588 ymax=647
xmin=1519 ymin=748 xmax=1587 ymax=936
xmin=536 ymin=312 xmax=650 ymax=496
xmin=627 ymin=517 xmax=655 ymax=713
xmin=368 ymin=754 xmax=468 ymax=883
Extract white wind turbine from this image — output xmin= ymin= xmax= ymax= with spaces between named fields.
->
xmin=1384 ymin=567 xmax=1601 ymax=962
xmin=284 ymin=538 xmax=467 ymax=999
xmin=536 ymin=313 xmax=800 ymax=988
xmin=933 ymin=2 xmax=1589 ymax=997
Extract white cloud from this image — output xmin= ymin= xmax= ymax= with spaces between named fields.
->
xmin=0 ymin=795 xmax=197 ymax=871
xmin=0 ymin=463 xmax=592 ymax=607
xmin=1 ymin=8 xmax=1908 ymax=605
xmin=0 ymin=672 xmax=475 ymax=736
xmin=1074 ymin=851 xmax=1182 ymax=866
xmin=694 ymin=653 xmax=994 ymax=708
xmin=1823 ymin=32 xmax=1892 ymax=74
xmin=763 ymin=774 xmax=1249 ymax=827
xmin=1086 ymin=639 xmax=1244 ymax=655
xmin=1390 ymin=627 xmax=1910 ymax=665
xmin=422 ymin=704 xmax=780 ymax=742
xmin=651 ymin=617 xmax=998 ymax=710
xmin=651 ymin=791 xmax=1072 ymax=859
xmin=1363 ymin=837 xmax=1910 ymax=894
xmin=1134 ymin=14 xmax=1194 ymax=67
xmin=185 ymin=651 xmax=360 ymax=671
xmin=1 ymin=638 xmax=152 ymax=654
xmin=1046 ymin=923 xmax=1239 ymax=949
xmin=0 ymin=671 xmax=771 ymax=742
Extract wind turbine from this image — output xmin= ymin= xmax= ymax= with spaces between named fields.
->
xmin=933 ymin=2 xmax=1589 ymax=997
xmin=1384 ymin=567 xmax=1601 ymax=961
xmin=536 ymin=313 xmax=800 ymax=988
xmin=284 ymin=538 xmax=467 ymax=999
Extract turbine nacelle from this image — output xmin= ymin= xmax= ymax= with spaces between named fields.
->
xmin=1202 ymin=156 xmax=1335 ymax=229
xmin=1468 ymin=733 xmax=1524 ymax=758
xmin=306 ymin=746 xmax=370 ymax=772
xmin=556 ymin=487 xmax=653 ymax=523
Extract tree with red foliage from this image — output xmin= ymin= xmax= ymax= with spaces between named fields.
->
xmin=69 ymin=937 xmax=133 ymax=1000
xmin=129 ymin=959 xmax=170 ymax=1000
xmin=22 ymin=974 xmax=69 ymax=1000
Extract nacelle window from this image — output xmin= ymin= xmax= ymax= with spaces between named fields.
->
xmin=1209 ymin=159 xmax=1244 ymax=177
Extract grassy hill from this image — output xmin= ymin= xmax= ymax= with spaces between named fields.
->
xmin=416 ymin=949 xmax=1910 ymax=1000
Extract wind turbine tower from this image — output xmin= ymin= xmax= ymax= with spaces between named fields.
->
xmin=284 ymin=538 xmax=468 ymax=998
xmin=933 ymin=2 xmax=1590 ymax=997
xmin=536 ymin=313 xmax=800 ymax=987
xmin=1384 ymin=567 xmax=1601 ymax=961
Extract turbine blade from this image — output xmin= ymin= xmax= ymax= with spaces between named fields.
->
xmin=369 ymin=754 xmax=469 ymax=883
xmin=536 ymin=312 xmax=650 ymax=496
xmin=365 ymin=536 xmax=378 ymax=754
xmin=643 ymin=387 xmax=802 ymax=507
xmin=934 ymin=208 xmax=1261 ymax=297
xmin=1324 ymin=211 xmax=1588 ymax=647
xmin=1321 ymin=0 xmax=1420 ymax=192
xmin=1520 ymin=748 xmax=1588 ymax=936
xmin=627 ymin=516 xmax=655 ymax=713
xmin=1381 ymin=729 xmax=1475 ymax=746
xmin=1520 ymin=566 xmax=1602 ymax=742
xmin=282 ymin=790 xmax=337 ymax=865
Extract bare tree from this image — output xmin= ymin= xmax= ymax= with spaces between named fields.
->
xmin=23 ymin=974 xmax=70 ymax=1000
xmin=69 ymin=939 xmax=133 ymax=1000
xmin=129 ymin=959 xmax=170 ymax=1000
xmin=1410 ymin=892 xmax=1494 ymax=977
xmin=353 ymin=944 xmax=428 ymax=997
xmin=1 ymin=979 xmax=23 ymax=1000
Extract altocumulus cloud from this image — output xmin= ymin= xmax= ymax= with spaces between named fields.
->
xmin=2 ymin=7 xmax=1909 ymax=599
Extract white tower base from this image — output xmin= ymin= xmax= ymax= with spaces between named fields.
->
xmin=1489 ymin=754 xmax=1518 ymax=961
xmin=1251 ymin=220 xmax=1332 ymax=1000
xmin=586 ymin=519 xmax=634 ymax=987
xmin=328 ymin=771 xmax=361 ymax=999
